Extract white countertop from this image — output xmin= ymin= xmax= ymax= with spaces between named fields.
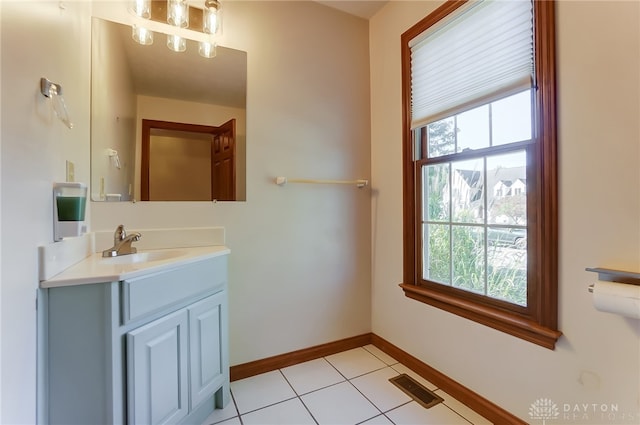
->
xmin=41 ymin=245 xmax=230 ymax=288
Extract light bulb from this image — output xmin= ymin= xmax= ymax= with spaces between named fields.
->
xmin=129 ymin=0 xmax=150 ymax=18
xmin=167 ymin=0 xmax=189 ymax=28
xmin=199 ymin=41 xmax=217 ymax=58
xmin=203 ymin=0 xmax=221 ymax=34
xmin=167 ymin=34 xmax=186 ymax=52
xmin=132 ymin=25 xmax=153 ymax=45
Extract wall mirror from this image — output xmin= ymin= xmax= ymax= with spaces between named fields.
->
xmin=90 ymin=17 xmax=247 ymax=202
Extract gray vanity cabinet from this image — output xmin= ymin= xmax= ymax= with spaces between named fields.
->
xmin=43 ymin=255 xmax=230 ymax=425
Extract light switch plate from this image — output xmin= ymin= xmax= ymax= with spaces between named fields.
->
xmin=66 ymin=160 xmax=75 ymax=182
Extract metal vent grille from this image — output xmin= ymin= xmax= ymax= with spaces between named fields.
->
xmin=389 ymin=374 xmax=444 ymax=409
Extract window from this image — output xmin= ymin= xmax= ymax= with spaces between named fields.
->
xmin=400 ymin=0 xmax=561 ymax=349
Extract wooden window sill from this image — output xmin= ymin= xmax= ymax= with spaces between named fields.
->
xmin=400 ymin=283 xmax=562 ymax=349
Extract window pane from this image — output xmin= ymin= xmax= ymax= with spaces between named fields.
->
xmin=427 ymin=117 xmax=455 ymax=158
xmin=492 ymin=90 xmax=532 ymax=146
xmin=457 ymin=105 xmax=490 ymax=152
xmin=487 ymin=151 xmax=527 ymax=225
xmin=424 ymin=223 xmax=450 ymax=284
xmin=423 ymin=164 xmax=449 ymax=222
xmin=452 ymin=225 xmax=484 ymax=294
xmin=452 ymin=159 xmax=484 ymax=224
xmin=487 ymin=228 xmax=527 ymax=306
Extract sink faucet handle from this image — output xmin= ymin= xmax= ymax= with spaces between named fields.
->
xmin=114 ymin=224 xmax=126 ymax=243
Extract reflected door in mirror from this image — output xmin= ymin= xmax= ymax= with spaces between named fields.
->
xmin=141 ymin=119 xmax=236 ymax=201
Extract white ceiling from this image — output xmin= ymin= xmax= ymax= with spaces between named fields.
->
xmin=315 ymin=0 xmax=388 ymax=19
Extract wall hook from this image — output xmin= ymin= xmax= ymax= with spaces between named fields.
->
xmin=40 ymin=77 xmax=73 ymax=129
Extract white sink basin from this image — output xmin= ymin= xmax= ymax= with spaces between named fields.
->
xmin=39 ymin=229 xmax=230 ymax=288
xmin=100 ymin=250 xmax=186 ymax=265
xmin=40 ymin=245 xmax=230 ymax=288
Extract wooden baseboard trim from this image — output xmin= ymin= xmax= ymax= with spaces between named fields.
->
xmin=230 ymin=333 xmax=373 ymax=381
xmin=370 ymin=334 xmax=526 ymax=424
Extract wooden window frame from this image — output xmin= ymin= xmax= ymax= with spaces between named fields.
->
xmin=400 ymin=0 xmax=561 ymax=349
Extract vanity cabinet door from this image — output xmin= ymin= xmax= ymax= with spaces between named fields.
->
xmin=127 ymin=309 xmax=189 ymax=425
xmin=189 ymin=292 xmax=226 ymax=409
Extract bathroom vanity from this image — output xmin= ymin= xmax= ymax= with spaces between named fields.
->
xmin=39 ymin=237 xmax=230 ymax=425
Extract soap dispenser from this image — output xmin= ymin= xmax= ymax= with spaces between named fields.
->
xmin=53 ymin=182 xmax=87 ymax=241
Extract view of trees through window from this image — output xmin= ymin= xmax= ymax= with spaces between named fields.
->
xmin=420 ymin=90 xmax=531 ymax=306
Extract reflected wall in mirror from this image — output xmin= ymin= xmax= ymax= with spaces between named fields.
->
xmin=90 ymin=17 xmax=247 ymax=202
xmin=142 ymin=119 xmax=237 ymax=201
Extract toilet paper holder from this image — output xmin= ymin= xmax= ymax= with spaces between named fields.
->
xmin=587 ymin=268 xmax=640 ymax=293
xmin=586 ymin=267 xmax=640 ymax=290
xmin=587 ymin=268 xmax=640 ymax=319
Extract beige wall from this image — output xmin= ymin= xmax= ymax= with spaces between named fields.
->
xmin=1 ymin=2 xmax=92 ymax=423
xmin=370 ymin=0 xmax=640 ymax=422
xmin=91 ymin=16 xmax=137 ymax=201
xmin=92 ymin=1 xmax=373 ymax=367
xmin=135 ymin=95 xmax=247 ymax=201
xmin=149 ymin=134 xmax=212 ymax=201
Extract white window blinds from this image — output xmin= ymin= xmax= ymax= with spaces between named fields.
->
xmin=410 ymin=0 xmax=533 ymax=129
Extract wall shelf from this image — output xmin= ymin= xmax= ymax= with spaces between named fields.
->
xmin=586 ymin=268 xmax=640 ymax=285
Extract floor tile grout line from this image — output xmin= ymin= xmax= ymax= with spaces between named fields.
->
xmin=354 ymin=412 xmax=396 ymax=425
xmin=278 ymin=362 xmax=410 ymax=425
xmin=283 ymin=352 xmax=390 ymax=424
xmin=340 ymin=351 xmax=474 ymax=424
xmin=209 ymin=389 xmax=242 ymax=425
xmin=441 ymin=402 xmax=476 ymax=425
xmin=235 ymin=395 xmax=299 ymax=418
xmin=323 ymin=353 xmax=352 ymax=382
xmin=231 ymin=389 xmax=244 ymax=425
xmin=281 ymin=357 xmax=348 ymax=397
xmin=361 ymin=345 xmax=401 ymax=367
xmin=345 ymin=370 xmax=439 ymax=423
xmin=435 ymin=391 xmax=481 ymax=425
xmin=278 ymin=369 xmax=320 ymax=425
xmin=346 ymin=364 xmax=392 ymax=381
xmin=343 ymin=367 xmax=391 ymax=422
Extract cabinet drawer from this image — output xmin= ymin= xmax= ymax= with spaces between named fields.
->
xmin=122 ymin=256 xmax=226 ymax=324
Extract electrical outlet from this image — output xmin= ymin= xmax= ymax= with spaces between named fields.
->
xmin=66 ymin=160 xmax=75 ymax=182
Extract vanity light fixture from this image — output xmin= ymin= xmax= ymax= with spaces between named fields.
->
xmin=167 ymin=0 xmax=189 ymax=27
xmin=129 ymin=0 xmax=222 ymax=58
xmin=199 ymin=40 xmax=217 ymax=58
xmin=130 ymin=0 xmax=153 ymax=44
xmin=132 ymin=25 xmax=154 ymax=45
xmin=129 ymin=0 xmax=151 ymax=18
xmin=203 ymin=0 xmax=220 ymax=34
xmin=167 ymin=33 xmax=187 ymax=52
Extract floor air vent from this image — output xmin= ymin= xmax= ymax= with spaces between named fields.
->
xmin=389 ymin=374 xmax=444 ymax=409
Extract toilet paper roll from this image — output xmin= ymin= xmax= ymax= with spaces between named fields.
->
xmin=592 ymin=281 xmax=640 ymax=319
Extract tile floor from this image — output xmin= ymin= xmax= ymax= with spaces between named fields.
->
xmin=202 ymin=345 xmax=493 ymax=425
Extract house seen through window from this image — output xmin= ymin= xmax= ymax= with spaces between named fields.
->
xmin=421 ymin=90 xmax=530 ymax=306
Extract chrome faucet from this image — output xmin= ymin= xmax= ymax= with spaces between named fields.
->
xmin=102 ymin=224 xmax=142 ymax=257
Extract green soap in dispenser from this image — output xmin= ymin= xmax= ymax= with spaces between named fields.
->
xmin=53 ymin=182 xmax=87 ymax=241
